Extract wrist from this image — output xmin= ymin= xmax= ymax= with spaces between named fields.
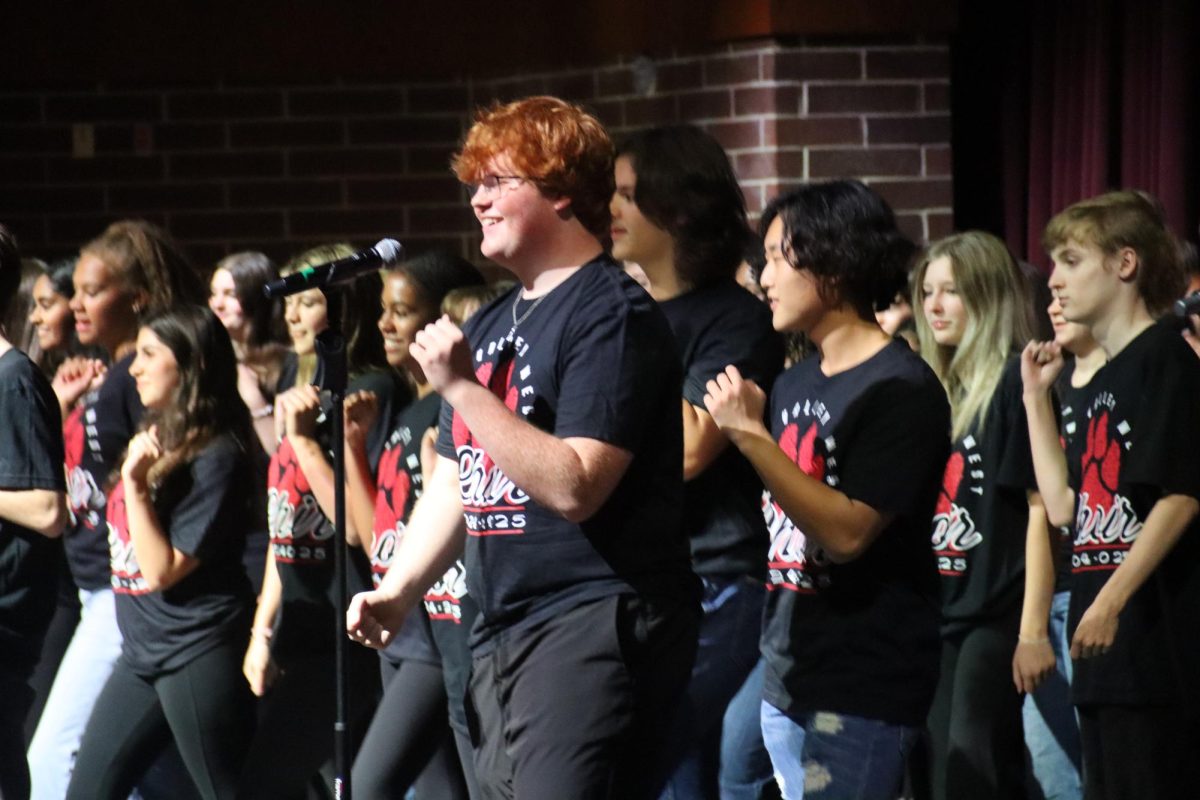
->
xmin=251 ymin=625 xmax=273 ymax=643
xmin=1018 ymin=634 xmax=1050 ymax=645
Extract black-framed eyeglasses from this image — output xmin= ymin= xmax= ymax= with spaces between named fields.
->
xmin=470 ymin=174 xmax=529 ymax=197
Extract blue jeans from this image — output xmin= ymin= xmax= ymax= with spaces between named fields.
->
xmin=760 ymin=702 xmax=917 ymax=800
xmin=719 ymin=660 xmax=777 ymax=800
xmin=660 ymin=576 xmax=764 ymax=800
xmin=1022 ymin=591 xmax=1082 ymax=800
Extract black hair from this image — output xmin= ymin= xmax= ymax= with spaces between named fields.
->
xmin=391 ymin=251 xmax=486 ymax=319
xmin=760 ymin=180 xmax=916 ymax=320
xmin=616 ymin=125 xmax=750 ymax=287
xmin=48 ymin=258 xmax=76 ymax=297
xmin=213 ymin=251 xmax=285 ymax=349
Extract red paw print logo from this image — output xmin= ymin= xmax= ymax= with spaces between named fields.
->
xmin=779 ymin=422 xmax=826 ymax=481
xmin=373 ymin=446 xmax=410 ymax=539
xmin=1080 ymin=411 xmax=1120 ymax=511
xmin=452 ymin=357 xmax=518 ymax=457
xmin=936 ymin=452 xmax=964 ymax=515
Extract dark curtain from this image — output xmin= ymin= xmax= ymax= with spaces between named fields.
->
xmin=953 ymin=0 xmax=1199 ymax=270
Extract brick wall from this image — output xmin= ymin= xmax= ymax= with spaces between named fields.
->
xmin=0 ymin=38 xmax=950 ymax=269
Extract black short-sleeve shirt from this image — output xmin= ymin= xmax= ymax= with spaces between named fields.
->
xmin=435 ymin=256 xmax=698 ymax=653
xmin=760 ymin=340 xmax=950 ymax=726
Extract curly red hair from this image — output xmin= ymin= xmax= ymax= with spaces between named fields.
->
xmin=452 ymin=96 xmax=614 ymax=238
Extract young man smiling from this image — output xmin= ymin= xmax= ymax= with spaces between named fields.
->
xmin=347 ymin=96 xmax=699 ymax=800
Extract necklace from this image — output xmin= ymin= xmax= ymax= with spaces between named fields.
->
xmin=510 ymin=291 xmax=547 ymax=329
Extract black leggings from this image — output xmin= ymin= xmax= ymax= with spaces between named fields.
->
xmin=352 ymin=656 xmax=470 ymax=799
xmin=64 ymin=642 xmax=255 ymax=800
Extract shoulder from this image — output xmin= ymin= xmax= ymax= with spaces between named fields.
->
xmin=0 ymin=348 xmax=45 ymax=390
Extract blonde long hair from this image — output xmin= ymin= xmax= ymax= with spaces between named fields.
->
xmin=913 ymin=231 xmax=1032 ymax=440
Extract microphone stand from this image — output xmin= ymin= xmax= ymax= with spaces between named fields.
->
xmin=313 ymin=291 xmax=352 ymax=800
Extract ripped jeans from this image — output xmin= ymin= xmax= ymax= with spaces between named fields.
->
xmin=760 ymin=702 xmax=917 ymax=800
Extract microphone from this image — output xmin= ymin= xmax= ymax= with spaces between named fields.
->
xmin=1174 ymin=291 xmax=1200 ymax=318
xmin=263 ymin=239 xmax=403 ymax=298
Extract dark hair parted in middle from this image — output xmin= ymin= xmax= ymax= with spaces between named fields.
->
xmin=761 ymin=180 xmax=916 ymax=320
xmin=213 ymin=251 xmax=285 ymax=349
xmin=389 ymin=250 xmax=486 ymax=317
xmin=616 ymin=125 xmax=750 ymax=287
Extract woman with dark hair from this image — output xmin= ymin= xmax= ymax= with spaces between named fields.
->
xmin=64 ymin=305 xmax=258 ymax=800
xmin=348 ymin=251 xmax=486 ymax=799
xmin=238 ymin=244 xmax=406 ymax=798
xmin=704 ymin=181 xmax=949 ymax=799
xmin=611 ymin=124 xmax=783 ymax=798
xmin=208 ymin=251 xmax=288 ymax=455
xmin=29 ymin=219 xmax=206 ymax=800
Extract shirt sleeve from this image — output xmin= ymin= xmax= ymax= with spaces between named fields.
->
xmin=993 ymin=358 xmax=1039 ymax=493
xmin=0 ymin=364 xmax=65 ymax=491
xmin=1125 ymin=335 xmax=1200 ymax=499
xmin=683 ymin=305 xmax=783 ymax=410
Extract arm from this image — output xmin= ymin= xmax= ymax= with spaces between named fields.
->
xmin=242 ymin=545 xmax=282 ymax=696
xmin=1071 ymin=493 xmax=1199 ymax=659
xmin=121 ymin=429 xmax=199 ymax=592
xmin=704 ymin=366 xmax=891 ymax=564
xmin=682 ymin=400 xmax=728 ymax=480
xmin=51 ymin=357 xmax=105 ymax=420
xmin=1013 ymin=490 xmax=1057 ymax=693
xmin=238 ymin=364 xmax=277 ymax=456
xmin=343 ymin=391 xmax=380 ymax=555
xmin=414 ymin=318 xmax=632 ymax=524
xmin=1021 ymin=342 xmax=1075 ymax=527
xmin=347 ymin=454 xmax=467 ymax=649
xmin=0 ymin=488 xmax=68 ymax=537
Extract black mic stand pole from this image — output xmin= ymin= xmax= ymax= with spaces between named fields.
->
xmin=313 ymin=289 xmax=352 ymax=800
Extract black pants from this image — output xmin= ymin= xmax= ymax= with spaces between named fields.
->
xmin=1078 ymin=704 xmax=1197 ymax=800
xmin=64 ymin=642 xmax=255 ymax=800
xmin=467 ymin=593 xmax=700 ymax=800
xmin=351 ymin=656 xmax=469 ymax=799
xmin=927 ymin=614 xmax=1026 ymax=800
xmin=0 ymin=663 xmax=34 ymax=800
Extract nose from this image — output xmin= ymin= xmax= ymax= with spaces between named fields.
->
xmin=284 ymin=303 xmax=299 ymax=324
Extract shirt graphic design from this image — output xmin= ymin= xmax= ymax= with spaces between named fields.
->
xmin=424 ymin=559 xmax=468 ymax=624
xmin=371 ymin=441 xmax=412 ymax=589
xmin=67 ymin=403 xmax=104 ymax=531
xmin=765 ymin=401 xmax=836 ymax=594
xmin=931 ymin=436 xmax=984 ymax=577
xmin=1073 ymin=395 xmax=1141 ymax=573
xmin=452 ymin=333 xmax=532 ymax=538
xmin=267 ymin=437 xmax=333 ymax=564
xmin=107 ymin=480 xmax=148 ymax=594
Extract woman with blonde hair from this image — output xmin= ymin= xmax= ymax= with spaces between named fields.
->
xmin=913 ymin=230 xmax=1050 ymax=800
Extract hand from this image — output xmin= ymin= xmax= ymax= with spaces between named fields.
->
xmin=344 ymin=391 xmax=379 ymax=452
xmin=121 ymin=426 xmax=162 ymax=486
xmin=703 ymin=366 xmax=768 ymax=439
xmin=1021 ymin=340 xmax=1064 ymax=396
xmin=278 ymin=385 xmax=322 ymax=440
xmin=52 ymin=357 xmax=106 ymax=410
xmin=236 ymin=363 xmax=268 ymax=411
xmin=1012 ymin=637 xmax=1056 ymax=693
xmin=1070 ymin=599 xmax=1119 ymax=659
xmin=411 ymin=317 xmax=476 ymax=400
xmin=242 ymin=636 xmax=279 ymax=696
xmin=346 ymin=589 xmax=409 ymax=650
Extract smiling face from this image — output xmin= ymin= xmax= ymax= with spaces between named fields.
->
xmin=609 ymin=155 xmax=674 ymax=270
xmin=760 ymin=215 xmax=824 ymax=334
xmin=129 ymin=326 xmax=180 ymax=411
xmin=208 ymin=268 xmax=247 ymax=344
xmin=29 ymin=274 xmax=73 ymax=352
xmin=921 ymin=255 xmax=968 ymax=348
xmin=282 ymin=288 xmax=328 ymax=357
xmin=378 ymin=273 xmax=431 ymax=372
xmin=470 ymin=156 xmax=564 ymax=269
xmin=70 ymin=253 xmax=141 ymax=356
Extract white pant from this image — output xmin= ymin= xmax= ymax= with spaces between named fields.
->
xmin=27 ymin=587 xmax=122 ymax=800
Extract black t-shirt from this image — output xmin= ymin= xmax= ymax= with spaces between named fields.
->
xmin=1052 ymin=358 xmax=1089 ymax=592
xmin=1066 ymin=321 xmax=1200 ymax=706
xmin=933 ymin=357 xmax=1038 ymax=633
xmin=65 ymin=353 xmax=143 ymax=591
xmin=760 ymin=340 xmax=949 ymax=726
xmin=267 ymin=369 xmax=406 ymax=659
xmin=0 ymin=348 xmax=66 ymax=673
xmin=108 ymin=432 xmax=255 ymax=675
xmin=435 ymin=256 xmax=697 ymax=653
xmin=659 ymin=280 xmax=784 ymax=578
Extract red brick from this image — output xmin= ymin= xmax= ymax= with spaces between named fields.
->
xmin=50 ymin=214 xmax=167 ymax=245
xmin=170 ymin=211 xmax=284 ymax=240
xmin=736 ymin=151 xmax=806 ymax=182
xmin=896 ymin=212 xmax=926 ymax=243
xmin=407 ymin=146 xmax=457 ymax=175
xmin=587 ymin=99 xmax=625 ymax=129
xmin=48 ymin=155 xmax=165 ymax=182
xmin=45 ymin=94 xmax=161 ymax=123
xmin=347 ymin=177 xmax=463 ymax=205
xmin=168 ymin=91 xmax=284 ymax=120
xmin=742 ymin=184 xmax=765 ymax=216
xmin=407 ymin=206 xmax=478 ymax=233
xmin=408 ymin=85 xmax=468 ymax=114
xmin=109 ymin=183 xmax=225 ymax=212
xmin=767 ymin=117 xmax=862 ymax=147
xmin=927 ymin=211 xmax=955 ymax=239
xmin=186 ymin=243 xmax=235 ymax=268
xmin=291 ymin=209 xmax=404 ymax=237
xmin=289 ymin=149 xmax=404 ymax=177
xmin=866 ymin=115 xmax=950 ymax=145
xmin=771 ymin=51 xmax=862 ymax=81
xmin=924 ymin=82 xmax=950 ymax=111
xmin=625 ymin=96 xmax=677 ymax=127
xmin=230 ymin=121 xmax=344 ymax=148
xmin=0 ymin=97 xmax=43 ymax=123
xmin=808 ymin=147 xmax=922 ymax=178
xmin=93 ymin=125 xmax=134 ymax=153
xmin=0 ymin=125 xmax=72 ymax=153
xmin=657 ymin=62 xmax=704 ymax=92
xmin=924 ymin=145 xmax=952 ymax=176
xmin=735 ymin=86 xmax=799 ymax=117
xmin=704 ymin=120 xmax=761 ymax=151
xmin=597 ymin=68 xmax=634 ymax=97
xmin=866 ymin=50 xmax=950 ymax=80
xmin=171 ymin=152 xmax=283 ymax=179
xmin=0 ymin=186 xmax=104 ymax=214
xmin=705 ymin=54 xmax=761 ymax=86
xmin=288 ymin=88 xmax=405 ymax=118
xmin=0 ymin=156 xmax=46 ymax=182
xmin=478 ymin=77 xmax=548 ymax=105
xmin=229 ymin=180 xmax=343 ymax=208
xmin=405 ymin=235 xmax=478 ymax=262
xmin=808 ymin=84 xmax=920 ymax=114
xmin=866 ymin=179 xmax=953 ymax=210
xmin=154 ymin=123 xmax=225 ymax=150
xmin=545 ymin=73 xmax=596 ymax=101
xmin=678 ymin=90 xmax=731 ymax=121
xmin=348 ymin=117 xmax=464 ymax=146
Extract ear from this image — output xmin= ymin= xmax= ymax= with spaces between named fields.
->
xmin=551 ymin=194 xmax=572 ymax=214
xmin=1115 ymin=246 xmax=1139 ymax=283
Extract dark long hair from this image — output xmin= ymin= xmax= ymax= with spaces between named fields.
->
xmin=213 ymin=251 xmax=285 ymax=349
xmin=82 ymin=220 xmax=205 ymax=318
xmin=391 ymin=251 xmax=486 ymax=321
